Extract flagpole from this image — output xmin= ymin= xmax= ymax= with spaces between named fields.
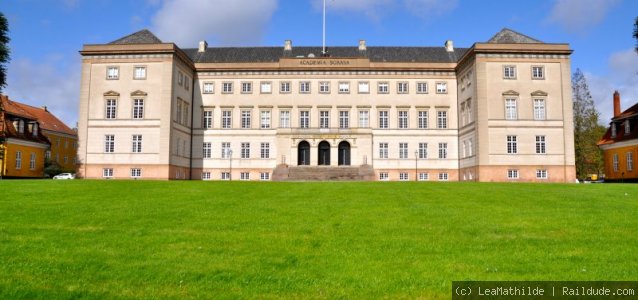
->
xmin=322 ymin=0 xmax=326 ymax=55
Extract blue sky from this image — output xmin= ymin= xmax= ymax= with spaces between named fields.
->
xmin=2 ymin=0 xmax=637 ymax=126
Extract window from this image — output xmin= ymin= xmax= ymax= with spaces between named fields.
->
xmin=358 ymin=82 xmax=369 ymax=93
xmin=241 ymin=142 xmax=250 ymax=159
xmin=398 ymin=111 xmax=408 ymax=129
xmin=134 ymin=66 xmax=146 ymax=79
xmin=438 ymin=143 xmax=447 ymax=159
xmin=260 ymin=172 xmax=270 ymax=180
xmin=437 ymin=111 xmax=447 ymax=129
xmin=532 ymin=66 xmax=545 ymax=79
xmin=507 ymin=169 xmax=519 ymax=179
xmin=259 ymin=111 xmax=271 ymax=129
xmin=222 ymin=82 xmax=233 ymax=93
xmin=240 ymin=110 xmax=251 ymax=129
xmin=507 ymin=135 xmax=517 ymax=154
xmin=536 ymin=169 xmax=548 ymax=179
xmin=418 ymin=143 xmax=428 ymax=159
xmin=105 ymin=99 xmax=117 ymax=119
xmin=319 ymin=81 xmax=330 ymax=93
xmin=379 ymin=172 xmax=389 ymax=181
xmin=240 ymin=172 xmax=250 ymax=180
xmin=131 ymin=168 xmax=142 ymax=178
xmin=104 ymin=135 xmax=115 ymax=153
xmin=627 ymin=152 xmax=634 ymax=171
xmin=203 ymin=110 xmax=213 ymax=129
xmin=468 ymin=139 xmax=473 ymax=157
xmin=203 ymin=82 xmax=214 ymax=93
xmin=260 ymin=82 xmax=272 ymax=94
xmin=103 ymin=168 xmax=113 ymax=178
xmin=133 ymin=99 xmax=144 ymax=119
xmin=280 ymin=82 xmax=291 ymax=93
xmin=202 ymin=172 xmax=211 ymax=180
xmin=438 ymin=173 xmax=448 ymax=181
xmin=536 ymin=135 xmax=546 ymax=154
xmin=379 ymin=143 xmax=388 ymax=159
xmin=279 ymin=111 xmax=290 ymax=128
xmin=202 ymin=142 xmax=212 ymax=158
xmin=611 ymin=123 xmax=617 ymax=138
xmin=14 ymin=151 xmax=21 ymax=169
xmin=182 ymin=102 xmax=189 ymax=126
xmin=106 ymin=66 xmax=119 ymax=79
xmin=300 ymin=81 xmax=311 ymax=93
xmin=418 ymin=111 xmax=428 ymax=129
xmin=241 ymin=82 xmax=252 ymax=94
xmin=222 ymin=110 xmax=232 ymax=129
xmin=397 ymin=82 xmax=409 ymax=94
xmin=221 ymin=142 xmax=231 ymax=158
xmin=184 ymin=77 xmax=190 ymax=91
xmin=358 ymin=110 xmax=369 ymax=128
xmin=533 ymin=99 xmax=546 ymax=120
xmin=436 ymin=82 xmax=447 ymax=94
xmin=132 ymin=135 xmax=142 ymax=153
xmin=399 ymin=143 xmax=408 ymax=159
xmin=339 ymin=111 xmax=349 ymax=129
xmin=378 ymin=111 xmax=389 ymax=129
xmin=338 ymin=82 xmax=350 ymax=93
xmin=419 ymin=172 xmax=429 ymax=181
xmin=625 ymin=120 xmax=631 ymax=135
xmin=320 ymin=111 xmax=330 ymax=129
xmin=503 ymin=65 xmax=516 ymax=79
xmin=505 ymin=98 xmax=517 ymax=120
xmin=300 ymin=111 xmax=310 ymax=129
xmin=261 ymin=143 xmax=270 ymax=159
xmin=177 ymin=72 xmax=183 ymax=86
xmin=377 ymin=82 xmax=389 ymax=94
xmin=176 ymin=101 xmax=182 ymax=123
xmin=416 ymin=82 xmax=428 ymax=94
xmin=399 ymin=173 xmax=409 ymax=181
xmin=221 ymin=172 xmax=230 ymax=180
xmin=29 ymin=153 xmax=36 ymax=170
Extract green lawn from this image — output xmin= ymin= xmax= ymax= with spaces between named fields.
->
xmin=0 ymin=180 xmax=636 ymax=299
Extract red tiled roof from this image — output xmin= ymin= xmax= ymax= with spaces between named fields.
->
xmin=0 ymin=95 xmax=52 ymax=145
xmin=14 ymin=102 xmax=76 ymax=136
xmin=598 ymin=102 xmax=638 ymax=146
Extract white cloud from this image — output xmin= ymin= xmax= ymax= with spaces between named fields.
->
xmin=151 ymin=0 xmax=278 ymax=47
xmin=547 ymin=0 xmax=619 ymax=34
xmin=5 ymin=58 xmax=80 ymax=128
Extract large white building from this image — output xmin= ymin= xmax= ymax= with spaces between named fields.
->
xmin=77 ymin=28 xmax=576 ymax=182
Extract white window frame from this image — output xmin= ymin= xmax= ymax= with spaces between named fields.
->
xmin=505 ymin=98 xmax=518 ymax=120
xmin=240 ymin=172 xmax=250 ymax=180
xmin=203 ymin=82 xmax=214 ymax=94
xmin=438 ymin=173 xmax=448 ymax=181
xmin=418 ymin=111 xmax=428 ymax=129
xmin=532 ymin=66 xmax=545 ymax=79
xmin=338 ymin=82 xmax=350 ymax=94
xmin=241 ymin=142 xmax=250 ymax=159
xmin=339 ymin=110 xmax=349 ymax=129
xmin=536 ymin=169 xmax=548 ymax=179
xmin=300 ymin=110 xmax=310 ymax=129
xmin=320 ymin=110 xmax=330 ymax=129
xmin=300 ymin=81 xmax=311 ymax=93
xmin=625 ymin=120 xmax=631 ymax=135
xmin=416 ymin=82 xmax=428 ymax=94
xmin=379 ymin=172 xmax=389 ymax=181
xmin=221 ymin=142 xmax=231 ymax=158
xmin=279 ymin=110 xmax=290 ymax=128
xmin=105 ymin=99 xmax=117 ymax=119
xmin=397 ymin=82 xmax=409 ymax=94
xmin=104 ymin=135 xmax=115 ymax=153
xmin=203 ymin=110 xmax=213 ymax=129
xmin=106 ymin=66 xmax=119 ymax=80
xmin=260 ymin=111 xmax=271 ymax=129
xmin=503 ymin=65 xmax=516 ymax=79
xmin=399 ymin=143 xmax=408 ymax=159
xmin=241 ymin=82 xmax=252 ymax=94
xmin=507 ymin=169 xmax=519 ymax=179
xmin=378 ymin=111 xmax=389 ymax=129
xmin=260 ymin=81 xmax=272 ymax=94
xmin=241 ymin=110 xmax=251 ymax=129
xmin=437 ymin=111 xmax=447 ymax=129
xmin=627 ymin=152 xmax=634 ymax=171
xmin=131 ymin=168 xmax=142 ymax=178
xmin=436 ymin=82 xmax=447 ymax=94
xmin=221 ymin=172 xmax=230 ymax=180
xmin=222 ymin=110 xmax=232 ymax=129
xmin=202 ymin=172 xmax=211 ymax=180
xmin=536 ymin=135 xmax=546 ymax=154
xmin=103 ymin=168 xmax=113 ymax=178
xmin=15 ymin=151 xmax=21 ymax=169
xmin=399 ymin=173 xmax=409 ymax=181
xmin=377 ymin=82 xmax=389 ymax=94
xmin=358 ymin=81 xmax=369 ymax=94
xmin=534 ymin=98 xmax=546 ymax=120
xmin=202 ymin=142 xmax=212 ymax=159
xmin=29 ymin=153 xmax=36 ymax=170
xmin=379 ymin=142 xmax=388 ymax=159
xmin=222 ymin=82 xmax=233 ymax=94
xmin=132 ymin=135 xmax=142 ymax=153
xmin=319 ymin=81 xmax=330 ymax=94
xmin=134 ymin=66 xmax=146 ymax=80
xmin=418 ymin=142 xmax=428 ymax=159
xmin=398 ymin=111 xmax=408 ymax=129
xmin=280 ymin=81 xmax=291 ymax=93
xmin=260 ymin=172 xmax=270 ymax=181
xmin=132 ymin=98 xmax=144 ymax=119
xmin=418 ymin=172 xmax=429 ymax=181
xmin=358 ymin=110 xmax=369 ymax=128
xmin=438 ymin=143 xmax=447 ymax=159
xmin=260 ymin=142 xmax=270 ymax=159
xmin=507 ymin=135 xmax=518 ymax=154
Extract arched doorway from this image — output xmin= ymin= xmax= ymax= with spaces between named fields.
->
xmin=318 ymin=141 xmax=330 ymax=165
xmin=298 ymin=141 xmax=310 ymax=165
xmin=338 ymin=141 xmax=351 ymax=166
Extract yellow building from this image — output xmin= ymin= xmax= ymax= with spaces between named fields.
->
xmin=0 ymin=95 xmax=50 ymax=178
xmin=598 ymin=91 xmax=637 ymax=182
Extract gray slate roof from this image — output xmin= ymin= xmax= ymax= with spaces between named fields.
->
xmin=488 ymin=28 xmax=542 ymax=44
xmin=109 ymin=29 xmax=163 ymax=45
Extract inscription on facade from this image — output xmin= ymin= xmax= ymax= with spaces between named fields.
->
xmin=299 ymin=59 xmax=351 ymax=66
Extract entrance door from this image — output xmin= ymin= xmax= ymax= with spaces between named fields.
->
xmin=338 ymin=141 xmax=351 ymax=166
xmin=298 ymin=141 xmax=310 ymax=165
xmin=318 ymin=141 xmax=330 ymax=165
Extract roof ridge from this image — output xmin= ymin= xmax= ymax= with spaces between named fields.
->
xmin=109 ymin=29 xmax=163 ymax=45
xmin=488 ymin=28 xmax=542 ymax=44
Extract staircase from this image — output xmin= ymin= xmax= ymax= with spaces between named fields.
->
xmin=272 ymin=164 xmax=375 ymax=181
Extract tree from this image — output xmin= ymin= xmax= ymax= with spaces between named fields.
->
xmin=0 ymin=12 xmax=9 ymax=92
xmin=572 ymin=69 xmax=605 ymax=179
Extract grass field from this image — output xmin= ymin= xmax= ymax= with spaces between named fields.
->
xmin=0 ymin=180 xmax=637 ymax=299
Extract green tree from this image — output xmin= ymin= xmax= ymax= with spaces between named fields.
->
xmin=0 ymin=12 xmax=9 ymax=92
xmin=572 ymin=69 xmax=605 ymax=179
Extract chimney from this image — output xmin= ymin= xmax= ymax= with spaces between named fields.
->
xmin=284 ymin=40 xmax=292 ymax=51
xmin=42 ymin=106 xmax=48 ymax=112
xmin=359 ymin=40 xmax=367 ymax=52
xmin=613 ymin=91 xmax=621 ymax=118
xmin=198 ymin=40 xmax=208 ymax=53
xmin=445 ymin=40 xmax=454 ymax=52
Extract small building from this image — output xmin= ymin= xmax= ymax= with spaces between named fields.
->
xmin=598 ymin=91 xmax=637 ymax=182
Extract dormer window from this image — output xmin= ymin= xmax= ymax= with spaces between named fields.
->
xmin=611 ymin=123 xmax=617 ymax=138
xmin=625 ymin=120 xmax=630 ymax=135
xmin=32 ymin=123 xmax=38 ymax=136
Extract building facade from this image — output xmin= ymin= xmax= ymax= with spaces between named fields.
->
xmin=598 ymin=91 xmax=637 ymax=182
xmin=77 ymin=28 xmax=576 ymax=182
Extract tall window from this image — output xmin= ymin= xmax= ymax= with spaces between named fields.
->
xmin=625 ymin=120 xmax=631 ymax=135
xmin=398 ymin=111 xmax=408 ymax=129
xmin=397 ymin=82 xmax=409 ymax=94
xmin=399 ymin=143 xmax=408 ymax=159
xmin=133 ymin=99 xmax=144 ymax=119
xmin=507 ymin=135 xmax=518 ymax=154
xmin=534 ymin=99 xmax=546 ymax=120
xmin=535 ymin=135 xmax=546 ymax=154
xmin=134 ymin=66 xmax=146 ymax=79
xmin=221 ymin=142 xmax=230 ymax=158
xmin=202 ymin=142 xmax=212 ymax=158
xmin=612 ymin=123 xmax=617 ymax=138
xmin=104 ymin=135 xmax=115 ymax=153
xmin=438 ymin=143 xmax=447 ymax=159
xmin=203 ymin=82 xmax=214 ymax=93
xmin=319 ymin=81 xmax=330 ymax=93
xmin=613 ymin=154 xmax=619 ymax=172
xmin=182 ymin=102 xmax=189 ymax=126
xmin=242 ymin=82 xmax=252 ymax=93
xmin=279 ymin=111 xmax=290 ymax=128
xmin=418 ymin=111 xmax=428 ymax=129
xmin=176 ymin=101 xmax=182 ymax=123
xmin=377 ymin=82 xmax=389 ymax=94
xmin=532 ymin=66 xmax=545 ymax=79
xmin=300 ymin=111 xmax=310 ymax=129
xmin=241 ymin=142 xmax=250 ymax=159
xmin=105 ymin=99 xmax=117 ymax=119
xmin=419 ymin=143 xmax=428 ymax=159
xmin=241 ymin=110 xmax=251 ymax=129
xmin=505 ymin=98 xmax=517 ymax=120
xmin=437 ymin=111 xmax=447 ymax=129
xmin=203 ymin=110 xmax=213 ymax=129
xmin=300 ymin=81 xmax=311 ymax=93
xmin=378 ymin=111 xmax=389 ymax=129
xmin=416 ymin=82 xmax=428 ymax=94
xmin=359 ymin=110 xmax=369 ymax=128
xmin=132 ymin=135 xmax=142 ymax=153
xmin=280 ymin=82 xmax=291 ymax=93
xmin=29 ymin=153 xmax=36 ymax=170
xmin=320 ymin=111 xmax=330 ymax=129
xmin=627 ymin=152 xmax=634 ymax=171
xmin=260 ymin=111 xmax=271 ymax=129
xmin=503 ymin=65 xmax=516 ymax=79
xmin=222 ymin=82 xmax=233 ymax=93
xmin=15 ymin=151 xmax=22 ymax=169
xmin=261 ymin=142 xmax=270 ymax=159
xmin=436 ymin=82 xmax=447 ymax=94
xmin=107 ymin=66 xmax=119 ymax=79
xmin=339 ymin=111 xmax=349 ymax=129
xmin=222 ymin=110 xmax=232 ymax=129
xmin=379 ymin=143 xmax=388 ymax=159
xmin=338 ymin=82 xmax=350 ymax=93
xmin=260 ymin=82 xmax=272 ymax=93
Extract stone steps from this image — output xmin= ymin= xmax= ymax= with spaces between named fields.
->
xmin=272 ymin=164 xmax=375 ymax=181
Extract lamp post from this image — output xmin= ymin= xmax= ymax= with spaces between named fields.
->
xmin=414 ymin=150 xmax=419 ymax=182
xmin=227 ymin=149 xmax=233 ymax=181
